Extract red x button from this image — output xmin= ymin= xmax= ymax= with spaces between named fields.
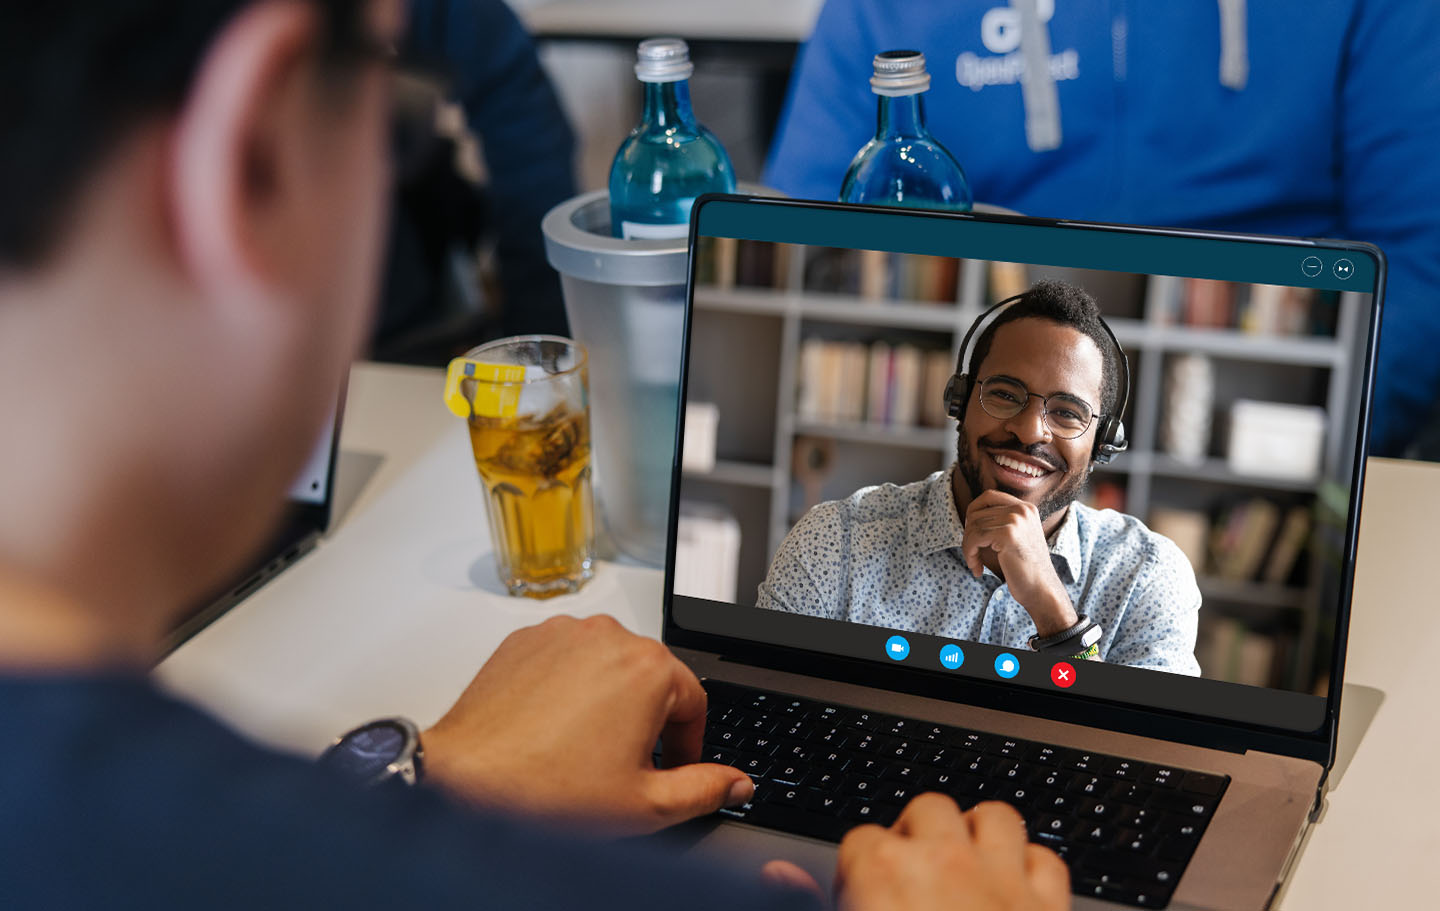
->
xmin=1050 ymin=662 xmax=1076 ymax=688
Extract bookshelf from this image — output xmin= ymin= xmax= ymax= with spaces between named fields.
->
xmin=680 ymin=239 xmax=1368 ymax=692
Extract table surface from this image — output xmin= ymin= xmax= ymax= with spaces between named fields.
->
xmin=156 ymin=362 xmax=1433 ymax=908
xmin=518 ymin=0 xmax=824 ymax=42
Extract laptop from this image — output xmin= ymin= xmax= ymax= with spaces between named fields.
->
xmin=162 ymin=396 xmax=346 ymax=653
xmin=664 ymin=194 xmax=1382 ymax=909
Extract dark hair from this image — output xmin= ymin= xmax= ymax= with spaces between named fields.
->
xmin=967 ymin=279 xmax=1124 ymax=418
xmin=0 ymin=1 xmax=370 ymax=267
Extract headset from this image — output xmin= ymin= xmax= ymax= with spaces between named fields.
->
xmin=942 ymin=292 xmax=1132 ymax=465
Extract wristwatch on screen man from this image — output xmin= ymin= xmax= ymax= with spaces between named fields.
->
xmin=317 ymin=717 xmax=424 ymax=788
xmin=1029 ymin=615 xmax=1103 ymax=660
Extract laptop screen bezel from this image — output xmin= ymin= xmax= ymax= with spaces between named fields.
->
xmin=663 ymin=194 xmax=1384 ymax=770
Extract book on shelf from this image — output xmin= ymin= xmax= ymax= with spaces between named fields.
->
xmin=1183 ymin=279 xmax=1237 ymax=329
xmin=1211 ymin=498 xmax=1282 ymax=581
xmin=1198 ymin=616 xmax=1277 ymax=687
xmin=921 ymin=349 xmax=954 ymax=428
xmin=797 ymin=338 xmax=950 ymax=428
xmin=1263 ymin=505 xmax=1312 ymax=585
xmin=674 ymin=503 xmax=742 ymax=604
xmin=988 ymin=261 xmax=1028 ymax=302
xmin=1149 ymin=507 xmax=1209 ymax=568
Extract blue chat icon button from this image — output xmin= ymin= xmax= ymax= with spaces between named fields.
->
xmin=993 ymin=652 xmax=1020 ymax=679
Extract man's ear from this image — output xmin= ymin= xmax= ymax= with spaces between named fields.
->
xmin=169 ymin=0 xmax=322 ymax=311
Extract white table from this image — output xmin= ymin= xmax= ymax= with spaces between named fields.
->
xmin=156 ymin=362 xmax=1432 ymax=908
xmin=519 ymin=0 xmax=824 ymax=43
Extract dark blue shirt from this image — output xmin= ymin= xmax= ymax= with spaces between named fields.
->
xmin=0 ymin=673 xmax=811 ymax=910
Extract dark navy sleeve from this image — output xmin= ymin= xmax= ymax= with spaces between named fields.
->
xmin=403 ymin=0 xmax=577 ymax=337
xmin=761 ymin=0 xmax=877 ymax=201
xmin=0 ymin=676 xmax=818 ymax=911
xmin=1333 ymin=0 xmax=1440 ymax=456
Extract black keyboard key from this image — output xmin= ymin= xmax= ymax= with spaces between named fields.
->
xmin=1143 ymin=766 xmax=1181 ymax=788
xmin=958 ymin=754 xmax=994 ymax=777
xmin=840 ymin=799 xmax=899 ymax=826
xmin=803 ymin=789 xmax=845 ymax=815
xmin=1078 ymin=822 xmax=1112 ymax=844
xmin=843 ymin=776 xmax=880 ymax=798
xmin=775 ymin=722 xmax=807 ymax=740
xmin=710 ymin=729 xmax=748 ymax=750
xmin=877 ymin=785 xmax=914 ymax=806
xmin=916 ymin=724 xmax=951 ymax=743
xmin=916 ymin=746 xmax=957 ymax=767
xmin=1156 ymin=819 xmax=1202 ymax=840
xmin=881 ymin=718 xmax=916 ymax=737
xmin=1116 ymin=805 xmax=1156 ymax=831
xmin=1060 ymin=750 xmax=1106 ymax=773
xmin=1078 ymin=797 xmax=1118 ymax=820
xmin=921 ymin=769 xmax=961 ymax=790
xmin=764 ymin=785 xmax=807 ymax=808
xmin=1118 ymin=829 xmax=1157 ymax=854
xmin=737 ymin=754 xmax=773 ymax=778
xmin=948 ymin=731 xmax=994 ymax=752
xmin=1031 ymin=814 xmax=1075 ymax=841
xmin=809 ymin=727 xmax=848 ymax=748
xmin=703 ymin=746 xmax=738 ymax=766
xmin=998 ymin=785 xmax=1035 ymax=809
xmin=1102 ymin=758 xmax=1144 ymax=781
xmin=882 ymin=764 xmax=924 ymax=784
xmin=1181 ymin=772 xmax=1227 ymax=796
xmin=1034 ymin=768 xmax=1067 ymax=790
xmin=770 ymin=763 xmax=809 ymax=786
xmin=1157 ymin=835 xmax=1199 ymax=863
xmin=990 ymin=739 xmax=1038 ymax=761
xmin=1068 ymin=774 xmax=1110 ymax=797
xmin=848 ymin=712 xmax=888 ymax=732
xmin=801 ymin=770 xmax=843 ymax=791
xmin=816 ymin=750 xmax=850 ymax=771
xmin=814 ymin=705 xmax=848 ymax=726
xmin=775 ymin=742 xmax=813 ymax=763
xmin=885 ymin=741 xmax=922 ymax=762
xmin=1113 ymin=782 xmax=1155 ymax=805
xmin=749 ymin=736 xmax=779 ymax=755
xmin=742 ymin=716 xmax=779 ymax=735
xmin=1149 ymin=791 xmax=1215 ymax=818
xmin=1033 ymin=745 xmax=1061 ymax=766
xmin=1081 ymin=850 xmax=1182 ymax=890
xmin=1033 ymin=791 xmax=1073 ymax=814
xmin=851 ymin=757 xmax=887 ymax=777
xmin=745 ymin=803 xmax=850 ymax=842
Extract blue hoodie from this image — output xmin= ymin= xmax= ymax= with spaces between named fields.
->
xmin=764 ymin=0 xmax=1440 ymax=456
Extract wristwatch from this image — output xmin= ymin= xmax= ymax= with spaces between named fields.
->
xmin=317 ymin=717 xmax=424 ymax=788
xmin=1029 ymin=615 xmax=1103 ymax=656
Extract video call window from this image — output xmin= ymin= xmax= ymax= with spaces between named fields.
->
xmin=676 ymin=238 xmax=1371 ymax=698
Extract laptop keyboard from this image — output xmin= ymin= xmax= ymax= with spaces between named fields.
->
xmin=700 ymin=680 xmax=1228 ymax=909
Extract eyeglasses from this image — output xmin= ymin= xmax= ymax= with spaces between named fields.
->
xmin=977 ymin=376 xmax=1097 ymax=439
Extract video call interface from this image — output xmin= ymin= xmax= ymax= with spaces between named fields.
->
xmin=672 ymin=209 xmax=1375 ymax=733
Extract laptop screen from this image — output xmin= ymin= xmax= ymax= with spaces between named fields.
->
xmin=668 ymin=196 xmax=1380 ymax=737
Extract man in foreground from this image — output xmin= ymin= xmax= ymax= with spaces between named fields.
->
xmin=760 ymin=281 xmax=1201 ymax=675
xmin=0 ymin=1 xmax=1068 ymax=908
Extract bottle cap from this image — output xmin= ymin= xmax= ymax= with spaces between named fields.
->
xmin=870 ymin=50 xmax=930 ymax=96
xmin=635 ymin=38 xmax=695 ymax=83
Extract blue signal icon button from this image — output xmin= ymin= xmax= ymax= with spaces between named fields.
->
xmin=939 ymin=644 xmax=964 ymax=669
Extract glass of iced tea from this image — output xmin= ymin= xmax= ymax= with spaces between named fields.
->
xmin=444 ymin=336 xmax=594 ymax=598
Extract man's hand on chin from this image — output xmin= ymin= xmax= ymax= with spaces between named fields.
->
xmin=961 ymin=490 xmax=1079 ymax=638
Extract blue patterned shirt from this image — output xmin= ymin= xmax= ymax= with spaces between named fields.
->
xmin=757 ymin=466 xmax=1202 ymax=675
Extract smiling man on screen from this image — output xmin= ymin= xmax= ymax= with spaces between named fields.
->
xmin=759 ymin=280 xmax=1201 ymax=675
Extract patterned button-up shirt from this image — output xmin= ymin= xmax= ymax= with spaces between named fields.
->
xmin=757 ymin=466 xmax=1202 ymax=675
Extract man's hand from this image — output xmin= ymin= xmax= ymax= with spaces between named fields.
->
xmin=420 ymin=614 xmax=752 ymax=835
xmin=962 ymin=490 xmax=1078 ymax=638
xmin=836 ymin=796 xmax=1071 ymax=911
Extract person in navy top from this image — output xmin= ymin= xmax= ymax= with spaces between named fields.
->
xmin=0 ymin=2 xmax=1069 ymax=909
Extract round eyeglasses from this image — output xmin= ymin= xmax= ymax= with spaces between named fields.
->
xmin=977 ymin=376 xmax=1097 ymax=439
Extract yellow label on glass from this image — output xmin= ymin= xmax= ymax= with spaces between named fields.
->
xmin=444 ymin=358 xmax=526 ymax=418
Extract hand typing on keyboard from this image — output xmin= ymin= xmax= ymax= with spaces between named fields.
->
xmin=420 ymin=615 xmax=754 ymax=836
xmin=764 ymin=795 xmax=1070 ymax=911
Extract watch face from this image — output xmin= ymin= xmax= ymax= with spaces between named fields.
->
xmin=318 ymin=722 xmax=405 ymax=782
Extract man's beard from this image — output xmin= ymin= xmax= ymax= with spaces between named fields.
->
xmin=957 ymin=429 xmax=1091 ymax=522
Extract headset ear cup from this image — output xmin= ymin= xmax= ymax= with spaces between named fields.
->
xmin=945 ymin=374 xmax=970 ymax=421
xmin=1092 ymin=417 xmax=1128 ymax=464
